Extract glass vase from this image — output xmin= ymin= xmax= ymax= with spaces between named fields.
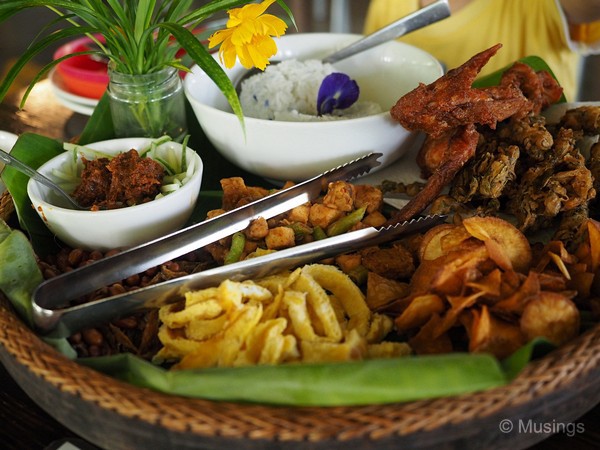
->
xmin=107 ymin=67 xmax=187 ymax=141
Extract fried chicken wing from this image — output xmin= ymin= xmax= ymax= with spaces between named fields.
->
xmin=498 ymin=62 xmax=553 ymax=116
xmin=388 ymin=124 xmax=479 ymax=223
xmin=536 ymin=70 xmax=565 ymax=110
xmin=391 ymin=44 xmax=529 ymax=138
xmin=416 ymin=132 xmax=454 ymax=178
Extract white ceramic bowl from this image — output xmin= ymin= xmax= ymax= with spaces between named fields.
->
xmin=184 ymin=33 xmax=443 ymax=182
xmin=27 ymin=138 xmax=203 ymax=251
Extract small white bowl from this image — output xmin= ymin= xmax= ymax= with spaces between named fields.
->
xmin=184 ymin=33 xmax=443 ymax=182
xmin=27 ymin=138 xmax=203 ymax=251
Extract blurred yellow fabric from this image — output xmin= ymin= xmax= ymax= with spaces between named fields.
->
xmin=363 ymin=0 xmax=598 ymax=101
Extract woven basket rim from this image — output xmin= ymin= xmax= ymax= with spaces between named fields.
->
xmin=1 ymin=294 xmax=600 ymax=446
xmin=0 ymin=191 xmax=15 ymax=223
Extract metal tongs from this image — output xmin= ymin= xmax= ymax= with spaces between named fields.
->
xmin=32 ymin=153 xmax=446 ymax=338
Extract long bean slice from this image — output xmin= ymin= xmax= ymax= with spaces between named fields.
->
xmin=224 ymin=231 xmax=246 ymax=265
xmin=327 ymin=207 xmax=367 ymax=236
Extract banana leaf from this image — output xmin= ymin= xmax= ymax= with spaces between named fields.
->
xmin=82 ymin=351 xmax=510 ymax=406
xmin=0 ymin=221 xmax=42 ymax=327
xmin=0 ymin=133 xmax=64 ymax=256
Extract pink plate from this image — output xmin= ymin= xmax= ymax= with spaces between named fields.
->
xmin=53 ymin=35 xmax=108 ymax=100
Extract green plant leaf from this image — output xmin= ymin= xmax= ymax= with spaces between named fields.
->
xmin=0 ymin=134 xmax=64 ymax=256
xmin=164 ymin=0 xmax=194 ymax=21
xmin=78 ymin=94 xmax=116 ymax=145
xmin=134 ymin=0 xmax=155 ymax=42
xmin=0 ymin=25 xmax=97 ymax=103
xmin=159 ymin=21 xmax=245 ymax=130
xmin=183 ymin=0 xmax=254 ymax=22
xmin=275 ymin=0 xmax=297 ymax=30
xmin=103 ymin=0 xmax=130 ymax=32
xmin=20 ymin=50 xmax=100 ymax=108
xmin=0 ymin=1 xmax=83 ymax=12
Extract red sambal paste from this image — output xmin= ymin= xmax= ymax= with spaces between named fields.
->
xmin=72 ymin=149 xmax=165 ymax=210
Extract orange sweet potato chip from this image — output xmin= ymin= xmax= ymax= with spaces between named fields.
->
xmin=520 ymin=292 xmax=580 ymax=346
xmin=395 ymin=294 xmax=445 ymax=333
xmin=469 ymin=306 xmax=525 ymax=359
xmin=462 ymin=216 xmax=532 ymax=273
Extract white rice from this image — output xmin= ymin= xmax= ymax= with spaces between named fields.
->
xmin=239 ymin=59 xmax=382 ymax=121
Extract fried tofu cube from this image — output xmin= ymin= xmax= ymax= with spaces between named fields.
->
xmin=220 ymin=177 xmax=269 ymax=209
xmin=354 ymin=184 xmax=383 ymax=213
xmin=246 ymin=217 xmax=269 ymax=240
xmin=335 ymin=253 xmax=362 ymax=272
xmin=362 ymin=211 xmax=387 ymax=227
xmin=206 ymin=209 xmax=226 ymax=219
xmin=286 ymin=204 xmax=310 ymax=224
xmin=265 ymin=226 xmax=296 ymax=250
xmin=323 ymin=181 xmax=355 ymax=212
xmin=360 ymin=244 xmax=415 ymax=279
xmin=246 ymin=186 xmax=271 ymax=201
xmin=309 ymin=204 xmax=345 ymax=229
xmin=220 ymin=177 xmax=248 ymax=210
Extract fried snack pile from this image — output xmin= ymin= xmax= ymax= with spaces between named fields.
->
xmin=444 ymin=105 xmax=599 ymax=242
xmin=388 ymin=43 xmax=563 ymax=223
xmin=382 ymin=216 xmax=600 ymax=359
xmin=155 ymin=264 xmax=411 ymax=369
xmin=206 ymin=177 xmax=417 ymax=311
xmin=205 ymin=178 xmax=389 ymax=264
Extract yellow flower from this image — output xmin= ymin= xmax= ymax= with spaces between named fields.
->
xmin=208 ymin=0 xmax=288 ymax=70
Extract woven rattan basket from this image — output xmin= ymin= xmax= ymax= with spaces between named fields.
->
xmin=1 ymin=295 xmax=599 ymax=450
xmin=0 ymin=191 xmax=15 ymax=222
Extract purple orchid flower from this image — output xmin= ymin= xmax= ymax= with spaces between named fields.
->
xmin=317 ymin=72 xmax=360 ymax=115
